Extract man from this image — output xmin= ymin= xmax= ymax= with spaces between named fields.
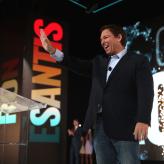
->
xmin=67 ymin=119 xmax=82 ymax=164
xmin=40 ymin=24 xmax=154 ymax=164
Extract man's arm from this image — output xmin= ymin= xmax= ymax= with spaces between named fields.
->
xmin=40 ymin=29 xmax=64 ymax=62
xmin=133 ymin=56 xmax=154 ymax=141
xmin=40 ymin=28 xmax=92 ymax=78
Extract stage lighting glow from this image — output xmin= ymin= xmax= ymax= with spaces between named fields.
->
xmin=68 ymin=0 xmax=123 ymax=14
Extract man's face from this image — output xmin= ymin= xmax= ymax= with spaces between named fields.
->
xmin=100 ymin=29 xmax=122 ymax=55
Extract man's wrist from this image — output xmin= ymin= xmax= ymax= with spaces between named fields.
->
xmin=48 ymin=46 xmax=56 ymax=56
xmin=48 ymin=48 xmax=64 ymax=62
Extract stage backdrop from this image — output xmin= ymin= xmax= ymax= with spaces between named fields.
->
xmin=0 ymin=17 xmax=68 ymax=164
xmin=1 ymin=14 xmax=164 ymax=164
xmin=23 ymin=18 xmax=68 ymax=164
xmin=124 ymin=15 xmax=164 ymax=161
xmin=0 ymin=17 xmax=27 ymax=164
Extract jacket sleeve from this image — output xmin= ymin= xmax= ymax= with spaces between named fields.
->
xmin=51 ymin=52 xmax=92 ymax=78
xmin=64 ymin=55 xmax=92 ymax=78
xmin=135 ymin=56 xmax=154 ymax=125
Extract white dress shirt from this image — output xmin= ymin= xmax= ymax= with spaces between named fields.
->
xmin=106 ymin=48 xmax=127 ymax=81
xmin=51 ymin=49 xmax=64 ymax=62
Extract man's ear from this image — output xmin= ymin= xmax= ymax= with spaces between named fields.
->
xmin=117 ymin=34 xmax=122 ymax=42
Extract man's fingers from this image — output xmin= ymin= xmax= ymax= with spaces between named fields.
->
xmin=39 ymin=28 xmax=51 ymax=51
xmin=133 ymin=130 xmax=138 ymax=140
xmin=133 ymin=122 xmax=149 ymax=141
xmin=133 ymin=130 xmax=144 ymax=141
xmin=39 ymin=28 xmax=57 ymax=55
xmin=40 ymin=29 xmax=51 ymax=44
xmin=40 ymin=29 xmax=47 ymax=38
xmin=40 ymin=29 xmax=49 ymax=44
xmin=40 ymin=29 xmax=46 ymax=43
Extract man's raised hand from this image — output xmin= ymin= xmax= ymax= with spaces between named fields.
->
xmin=40 ymin=28 xmax=56 ymax=54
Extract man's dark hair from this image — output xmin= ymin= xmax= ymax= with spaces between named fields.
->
xmin=99 ymin=24 xmax=126 ymax=47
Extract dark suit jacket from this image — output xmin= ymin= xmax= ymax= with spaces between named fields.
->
xmin=63 ymin=51 xmax=154 ymax=141
xmin=82 ymin=52 xmax=154 ymax=141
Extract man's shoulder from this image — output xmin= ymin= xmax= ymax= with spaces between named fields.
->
xmin=127 ymin=51 xmax=149 ymax=62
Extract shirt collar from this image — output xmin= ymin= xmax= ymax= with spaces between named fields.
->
xmin=111 ymin=48 xmax=127 ymax=59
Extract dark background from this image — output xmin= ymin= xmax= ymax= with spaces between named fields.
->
xmin=0 ymin=0 xmax=164 ymax=163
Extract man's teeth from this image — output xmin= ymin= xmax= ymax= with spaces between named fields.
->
xmin=104 ymin=45 xmax=109 ymax=49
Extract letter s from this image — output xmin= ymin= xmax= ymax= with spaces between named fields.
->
xmin=33 ymin=18 xmax=63 ymax=41
xmin=30 ymin=107 xmax=61 ymax=127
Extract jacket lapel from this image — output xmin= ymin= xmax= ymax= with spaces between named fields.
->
xmin=105 ymin=52 xmax=130 ymax=87
xmin=99 ymin=56 xmax=109 ymax=87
